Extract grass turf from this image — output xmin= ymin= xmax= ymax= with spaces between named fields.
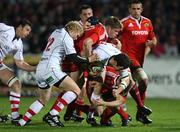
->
xmin=0 ymin=97 xmax=180 ymax=132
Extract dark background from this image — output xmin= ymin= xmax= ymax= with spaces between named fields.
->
xmin=0 ymin=0 xmax=179 ymax=57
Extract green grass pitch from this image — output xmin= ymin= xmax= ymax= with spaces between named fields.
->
xmin=0 ymin=97 xmax=180 ymax=132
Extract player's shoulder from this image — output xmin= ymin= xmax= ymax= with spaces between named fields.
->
xmin=120 ymin=16 xmax=131 ymax=23
xmin=0 ymin=23 xmax=14 ymax=31
xmin=141 ymin=16 xmax=152 ymax=23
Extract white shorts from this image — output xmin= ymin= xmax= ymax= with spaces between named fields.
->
xmin=93 ymin=43 xmax=121 ymax=61
xmin=36 ymin=66 xmax=67 ymax=89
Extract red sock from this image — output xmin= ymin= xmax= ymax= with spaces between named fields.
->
xmin=100 ymin=107 xmax=116 ymax=123
xmin=130 ymin=84 xmax=144 ymax=108
xmin=65 ymin=101 xmax=76 ymax=117
xmin=75 ymin=98 xmax=84 ymax=116
xmin=75 ymin=103 xmax=90 ymax=115
xmin=117 ymin=106 xmax=128 ymax=119
xmin=138 ymin=79 xmax=148 ymax=105
xmin=139 ymin=90 xmax=146 ymax=105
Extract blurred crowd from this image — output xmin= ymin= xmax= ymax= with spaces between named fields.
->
xmin=0 ymin=0 xmax=179 ymax=57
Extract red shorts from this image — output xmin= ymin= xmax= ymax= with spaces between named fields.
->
xmin=61 ymin=57 xmax=79 ymax=72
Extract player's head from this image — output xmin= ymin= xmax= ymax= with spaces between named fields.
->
xmin=15 ymin=19 xmax=32 ymax=38
xmin=105 ymin=16 xmax=122 ymax=39
xmin=88 ymin=61 xmax=104 ymax=83
xmin=79 ymin=4 xmax=93 ymax=24
xmin=87 ymin=16 xmax=99 ymax=25
xmin=65 ymin=21 xmax=84 ymax=40
xmin=88 ymin=61 xmax=104 ymax=76
xmin=128 ymin=0 xmax=143 ymax=19
xmin=109 ymin=53 xmax=130 ymax=71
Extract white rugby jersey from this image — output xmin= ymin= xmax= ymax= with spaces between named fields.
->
xmin=0 ymin=23 xmax=23 ymax=60
xmin=38 ymin=28 xmax=76 ymax=70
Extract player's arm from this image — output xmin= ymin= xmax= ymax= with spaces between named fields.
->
xmin=15 ymin=59 xmax=36 ymax=71
xmin=145 ymin=36 xmax=157 ymax=56
xmin=112 ymin=75 xmax=130 ymax=97
xmin=94 ymin=95 xmax=125 ymax=107
xmin=83 ymin=33 xmax=99 ymax=57
xmin=66 ymin=53 xmax=98 ymax=64
xmin=83 ymin=38 xmax=94 ymax=57
xmin=111 ymin=38 xmax=122 ymax=50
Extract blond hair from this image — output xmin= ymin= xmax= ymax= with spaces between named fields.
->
xmin=65 ymin=21 xmax=84 ymax=37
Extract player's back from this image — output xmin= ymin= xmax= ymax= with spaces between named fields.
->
xmin=39 ymin=28 xmax=74 ymax=70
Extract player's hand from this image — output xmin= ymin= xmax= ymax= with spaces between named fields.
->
xmin=112 ymin=89 xmax=119 ymax=97
xmin=88 ymin=53 xmax=99 ymax=62
xmin=92 ymin=98 xmax=104 ymax=106
xmin=146 ymin=40 xmax=154 ymax=48
xmin=89 ymin=80 xmax=101 ymax=88
xmin=112 ymin=38 xmax=122 ymax=50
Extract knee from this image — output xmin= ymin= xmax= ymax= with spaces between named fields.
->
xmin=39 ymin=94 xmax=50 ymax=104
xmin=8 ymin=77 xmax=22 ymax=93
xmin=74 ymin=88 xmax=81 ymax=96
xmin=138 ymin=78 xmax=148 ymax=92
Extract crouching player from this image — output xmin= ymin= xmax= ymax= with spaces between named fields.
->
xmin=86 ymin=53 xmax=132 ymax=127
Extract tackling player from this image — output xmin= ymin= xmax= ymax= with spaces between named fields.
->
xmin=17 ymin=21 xmax=98 ymax=127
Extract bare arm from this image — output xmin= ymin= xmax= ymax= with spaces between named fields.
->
xmin=145 ymin=37 xmax=157 ymax=56
xmin=94 ymin=94 xmax=125 ymax=107
xmin=83 ymin=38 xmax=94 ymax=57
xmin=15 ymin=59 xmax=36 ymax=71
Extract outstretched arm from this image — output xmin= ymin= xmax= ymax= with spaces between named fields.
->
xmin=15 ymin=59 xmax=36 ymax=71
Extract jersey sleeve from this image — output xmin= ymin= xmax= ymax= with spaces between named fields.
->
xmin=148 ymin=20 xmax=155 ymax=40
xmin=13 ymin=41 xmax=24 ymax=60
xmin=63 ymin=34 xmax=77 ymax=55
xmin=88 ymin=32 xmax=99 ymax=45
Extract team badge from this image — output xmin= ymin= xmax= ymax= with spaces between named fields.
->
xmin=144 ymin=23 xmax=149 ymax=27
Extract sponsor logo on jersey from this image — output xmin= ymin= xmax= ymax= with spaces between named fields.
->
xmin=132 ymin=30 xmax=148 ymax=35
xmin=46 ymin=76 xmax=54 ymax=84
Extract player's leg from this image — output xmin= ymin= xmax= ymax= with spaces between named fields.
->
xmin=18 ymin=88 xmax=51 ymax=126
xmin=44 ymin=75 xmax=81 ymax=127
xmin=0 ymin=66 xmax=22 ymax=124
xmin=132 ymin=68 xmax=148 ymax=105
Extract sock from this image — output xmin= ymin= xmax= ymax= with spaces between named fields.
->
xmin=129 ymin=84 xmax=144 ymax=109
xmin=88 ymin=107 xmax=95 ymax=118
xmin=64 ymin=101 xmax=76 ymax=117
xmin=139 ymin=90 xmax=146 ymax=105
xmin=138 ymin=79 xmax=148 ymax=105
xmin=100 ymin=107 xmax=116 ymax=123
xmin=75 ymin=104 xmax=90 ymax=115
xmin=75 ymin=98 xmax=84 ymax=116
xmin=50 ymin=91 xmax=77 ymax=115
xmin=9 ymin=91 xmax=20 ymax=119
xmin=19 ymin=100 xmax=44 ymax=126
xmin=117 ymin=106 xmax=128 ymax=119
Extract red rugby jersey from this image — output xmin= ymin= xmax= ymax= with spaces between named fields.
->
xmin=120 ymin=15 xmax=155 ymax=67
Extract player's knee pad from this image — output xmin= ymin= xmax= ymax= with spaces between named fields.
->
xmin=7 ymin=77 xmax=19 ymax=87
